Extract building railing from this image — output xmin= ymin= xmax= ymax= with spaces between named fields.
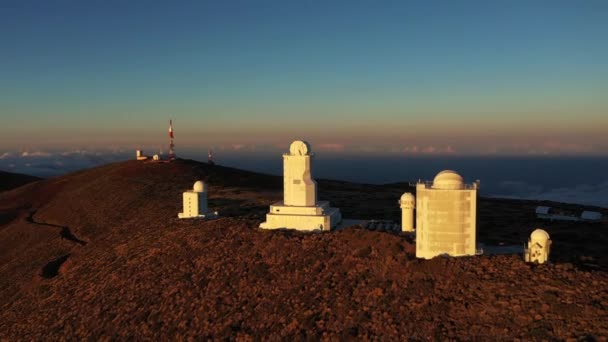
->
xmin=416 ymin=181 xmax=479 ymax=190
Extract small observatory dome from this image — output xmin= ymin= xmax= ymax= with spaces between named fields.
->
xmin=400 ymin=192 xmax=415 ymax=202
xmin=289 ymin=140 xmax=311 ymax=156
xmin=525 ymin=228 xmax=551 ymax=264
xmin=530 ymin=229 xmax=550 ymax=245
xmin=193 ymin=181 xmax=205 ymax=192
xmin=400 ymin=192 xmax=416 ymax=208
xmin=433 ymin=170 xmax=464 ymax=190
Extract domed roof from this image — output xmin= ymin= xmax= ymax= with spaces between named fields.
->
xmin=433 ymin=170 xmax=464 ymax=190
xmin=289 ymin=140 xmax=311 ymax=156
xmin=530 ymin=229 xmax=550 ymax=243
xmin=400 ymin=192 xmax=415 ymax=201
xmin=193 ymin=181 xmax=205 ymax=192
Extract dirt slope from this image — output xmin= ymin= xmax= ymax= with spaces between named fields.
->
xmin=0 ymin=159 xmax=606 ymax=340
xmin=0 ymin=170 xmax=41 ymax=192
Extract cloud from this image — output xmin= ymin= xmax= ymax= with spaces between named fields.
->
xmin=402 ymin=145 xmax=456 ymax=154
xmin=0 ymin=149 xmax=130 ymax=177
xmin=403 ymin=146 xmax=419 ymax=153
xmin=21 ymin=151 xmax=52 ymax=157
xmin=540 ymin=141 xmax=592 ymax=154
xmin=317 ymin=143 xmax=346 ymax=152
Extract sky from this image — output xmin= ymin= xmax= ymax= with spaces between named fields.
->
xmin=1 ymin=0 xmax=607 ymax=156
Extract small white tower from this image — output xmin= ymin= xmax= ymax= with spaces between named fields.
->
xmin=399 ymin=192 xmax=415 ymax=232
xmin=524 ymin=229 xmax=551 ymax=264
xmin=178 ymin=181 xmax=217 ymax=219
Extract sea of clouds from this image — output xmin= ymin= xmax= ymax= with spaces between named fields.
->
xmin=1 ymin=150 xmax=606 ymax=208
xmin=0 ymin=149 xmax=131 ymax=178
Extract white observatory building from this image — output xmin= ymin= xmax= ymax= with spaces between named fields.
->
xmin=259 ymin=140 xmax=342 ymax=231
xmin=415 ymin=170 xmax=479 ymax=259
xmin=136 ymin=150 xmax=148 ymax=161
xmin=399 ymin=192 xmax=415 ymax=232
xmin=524 ymin=229 xmax=552 ymax=264
xmin=178 ymin=181 xmax=217 ymax=219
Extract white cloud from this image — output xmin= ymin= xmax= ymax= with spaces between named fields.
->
xmin=317 ymin=143 xmax=346 ymax=152
xmin=0 ymin=149 xmax=130 ymax=177
xmin=402 ymin=145 xmax=456 ymax=154
xmin=21 ymin=151 xmax=52 ymax=157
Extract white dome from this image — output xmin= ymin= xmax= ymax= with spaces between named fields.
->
xmin=289 ymin=140 xmax=311 ymax=156
xmin=193 ymin=181 xmax=205 ymax=192
xmin=530 ymin=229 xmax=550 ymax=244
xmin=433 ymin=170 xmax=464 ymax=190
xmin=400 ymin=192 xmax=415 ymax=202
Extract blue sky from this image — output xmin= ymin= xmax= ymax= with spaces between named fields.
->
xmin=1 ymin=0 xmax=607 ymax=155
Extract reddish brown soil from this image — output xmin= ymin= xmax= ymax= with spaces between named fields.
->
xmin=0 ymin=160 xmax=606 ymax=340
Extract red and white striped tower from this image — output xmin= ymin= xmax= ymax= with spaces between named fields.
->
xmin=168 ymin=119 xmax=176 ymax=160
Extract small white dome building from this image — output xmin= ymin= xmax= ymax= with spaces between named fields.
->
xmin=415 ymin=170 xmax=479 ymax=259
xmin=178 ymin=180 xmax=217 ymax=219
xmin=524 ymin=229 xmax=551 ymax=264
xmin=399 ymin=192 xmax=415 ymax=232
xmin=136 ymin=150 xmax=148 ymax=161
xmin=193 ymin=180 xmax=205 ymax=192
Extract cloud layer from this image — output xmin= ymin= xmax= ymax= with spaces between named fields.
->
xmin=0 ymin=149 xmax=131 ymax=177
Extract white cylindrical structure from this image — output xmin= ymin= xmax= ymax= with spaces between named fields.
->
xmin=178 ymin=180 xmax=209 ymax=219
xmin=136 ymin=150 xmax=142 ymax=158
xmin=525 ymin=229 xmax=551 ymax=264
xmin=400 ymin=192 xmax=415 ymax=232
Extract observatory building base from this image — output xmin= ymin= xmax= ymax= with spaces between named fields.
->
xmin=178 ymin=211 xmax=219 ymax=219
xmin=259 ymin=201 xmax=341 ymax=231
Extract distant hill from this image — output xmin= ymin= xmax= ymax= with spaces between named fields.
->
xmin=0 ymin=170 xmax=41 ymax=192
xmin=0 ymin=159 xmax=606 ymax=339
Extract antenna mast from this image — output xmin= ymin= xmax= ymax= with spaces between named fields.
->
xmin=168 ymin=119 xmax=175 ymax=160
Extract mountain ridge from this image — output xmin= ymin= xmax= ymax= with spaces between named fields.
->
xmin=0 ymin=159 xmax=606 ymax=339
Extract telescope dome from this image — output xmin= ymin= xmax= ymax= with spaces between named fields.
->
xmin=530 ymin=229 xmax=550 ymax=245
xmin=433 ymin=170 xmax=464 ymax=190
xmin=400 ymin=192 xmax=415 ymax=202
xmin=289 ymin=140 xmax=311 ymax=156
xmin=193 ymin=181 xmax=205 ymax=192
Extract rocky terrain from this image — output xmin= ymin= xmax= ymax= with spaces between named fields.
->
xmin=1 ymin=159 xmax=606 ymax=339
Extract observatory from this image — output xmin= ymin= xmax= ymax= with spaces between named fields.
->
xmin=399 ymin=192 xmax=415 ymax=232
xmin=415 ymin=170 xmax=479 ymax=259
xmin=136 ymin=150 xmax=148 ymax=161
xmin=524 ymin=229 xmax=551 ymax=264
xmin=178 ymin=181 xmax=218 ymax=219
xmin=536 ymin=206 xmax=603 ymax=222
xmin=259 ymin=140 xmax=341 ymax=231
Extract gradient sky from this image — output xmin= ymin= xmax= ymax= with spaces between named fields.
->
xmin=1 ymin=0 xmax=607 ymax=155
